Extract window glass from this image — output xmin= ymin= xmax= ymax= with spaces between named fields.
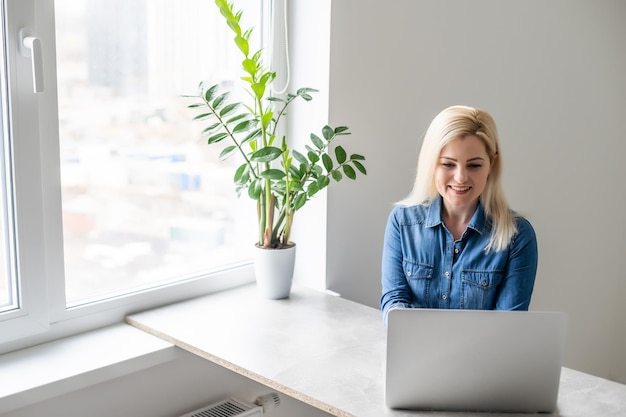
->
xmin=55 ymin=0 xmax=258 ymax=306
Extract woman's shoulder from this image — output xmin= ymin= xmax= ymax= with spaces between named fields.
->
xmin=512 ymin=213 xmax=537 ymax=241
xmin=513 ymin=213 xmax=535 ymax=231
xmin=389 ymin=203 xmax=431 ymax=224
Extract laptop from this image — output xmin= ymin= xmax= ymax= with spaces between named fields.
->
xmin=385 ymin=308 xmax=568 ymax=413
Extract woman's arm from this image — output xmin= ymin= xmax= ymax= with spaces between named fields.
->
xmin=380 ymin=208 xmax=413 ymax=323
xmin=495 ymin=217 xmax=538 ymax=310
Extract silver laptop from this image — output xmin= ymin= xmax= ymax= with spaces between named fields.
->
xmin=385 ymin=308 xmax=568 ymax=413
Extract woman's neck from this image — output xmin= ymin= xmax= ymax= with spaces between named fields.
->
xmin=441 ymin=201 xmax=478 ymax=240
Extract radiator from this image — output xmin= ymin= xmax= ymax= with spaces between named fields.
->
xmin=178 ymin=393 xmax=280 ymax=417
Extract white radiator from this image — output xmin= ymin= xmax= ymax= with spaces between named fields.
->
xmin=178 ymin=393 xmax=280 ymax=417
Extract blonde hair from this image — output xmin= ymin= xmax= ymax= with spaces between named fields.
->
xmin=398 ymin=105 xmax=517 ymax=252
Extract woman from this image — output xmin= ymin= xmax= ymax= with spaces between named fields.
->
xmin=380 ymin=105 xmax=538 ymax=323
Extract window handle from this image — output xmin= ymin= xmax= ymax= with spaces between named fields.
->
xmin=19 ymin=28 xmax=44 ymax=93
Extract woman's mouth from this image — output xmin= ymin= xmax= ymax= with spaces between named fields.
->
xmin=449 ymin=185 xmax=471 ymax=193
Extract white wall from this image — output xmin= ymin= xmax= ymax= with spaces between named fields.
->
xmin=287 ymin=0 xmax=332 ymax=291
xmin=2 ymin=350 xmax=330 ymax=417
xmin=323 ymin=0 xmax=626 ymax=383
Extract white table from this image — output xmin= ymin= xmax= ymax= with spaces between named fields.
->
xmin=126 ymin=284 xmax=626 ymax=417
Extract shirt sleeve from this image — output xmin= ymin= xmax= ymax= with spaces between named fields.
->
xmin=495 ymin=217 xmax=538 ymax=310
xmin=380 ymin=207 xmax=413 ymax=322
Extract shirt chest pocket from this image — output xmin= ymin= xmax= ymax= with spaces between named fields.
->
xmin=403 ymin=261 xmax=434 ymax=308
xmin=461 ymin=270 xmax=504 ymax=309
xmin=404 ymin=262 xmax=433 ymax=280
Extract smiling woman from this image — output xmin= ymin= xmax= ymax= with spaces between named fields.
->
xmin=435 ymin=136 xmax=492 ymax=238
xmin=380 ymin=105 xmax=538 ymax=321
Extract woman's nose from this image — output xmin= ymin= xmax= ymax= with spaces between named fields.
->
xmin=454 ymin=167 xmax=468 ymax=183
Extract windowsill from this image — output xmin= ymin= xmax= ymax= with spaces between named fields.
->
xmin=0 ymin=323 xmax=180 ymax=415
xmin=125 ymin=284 xmax=626 ymax=417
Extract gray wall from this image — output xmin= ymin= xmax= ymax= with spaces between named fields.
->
xmin=325 ymin=0 xmax=626 ymax=383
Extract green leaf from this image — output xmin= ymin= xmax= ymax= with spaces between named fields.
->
xmin=335 ymin=145 xmax=347 ymax=164
xmin=251 ymin=146 xmax=283 ymax=163
xmin=243 ymin=28 xmax=254 ymax=41
xmin=294 ymin=194 xmax=307 ymax=210
xmin=251 ymin=49 xmax=263 ymax=63
xmin=317 ymin=176 xmax=330 ymax=190
xmin=307 ymin=182 xmax=319 ymax=197
xmin=212 ymin=92 xmax=230 ymax=109
xmin=219 ymin=145 xmax=238 ymax=161
xmin=297 ymin=87 xmax=318 ymax=99
xmin=240 ymin=170 xmax=250 ymax=185
xmin=227 ymin=113 xmax=248 ymax=124
xmin=293 ymin=150 xmax=308 ymax=165
xmin=219 ymin=103 xmax=239 ymax=117
xmin=203 ymin=84 xmax=219 ymax=102
xmin=234 ymin=163 xmax=248 ymax=183
xmin=251 ymin=83 xmax=265 ymax=99
xmin=307 ymin=151 xmax=320 ymax=164
xmin=310 ymin=133 xmax=324 ymax=149
xmin=235 ymin=35 xmax=249 ymax=56
xmin=259 ymin=169 xmax=285 ymax=180
xmin=331 ymin=170 xmax=343 ymax=181
xmin=242 ymin=128 xmax=262 ymax=144
xmin=242 ymin=58 xmax=257 ymax=75
xmin=289 ymin=165 xmax=302 ymax=180
xmin=343 ymin=164 xmax=356 ymax=180
xmin=259 ymin=71 xmax=276 ymax=85
xmin=233 ymin=120 xmax=255 ymax=133
xmin=335 ymin=126 xmax=350 ymax=135
xmin=226 ymin=20 xmax=241 ymax=37
xmin=208 ymin=132 xmax=229 ymax=144
xmin=261 ymin=111 xmax=273 ymax=129
xmin=248 ymin=179 xmax=262 ymax=199
xmin=350 ymin=153 xmax=366 ymax=161
xmin=322 ymin=154 xmax=333 ymax=172
xmin=187 ymin=103 xmax=205 ymax=108
xmin=353 ymin=160 xmax=367 ymax=175
xmin=201 ymin=122 xmax=221 ymax=135
xmin=312 ymin=165 xmax=323 ymax=176
xmin=322 ymin=125 xmax=334 ymax=141
xmin=193 ymin=112 xmax=213 ymax=121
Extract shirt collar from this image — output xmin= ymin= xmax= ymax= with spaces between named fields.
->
xmin=425 ymin=196 xmax=488 ymax=235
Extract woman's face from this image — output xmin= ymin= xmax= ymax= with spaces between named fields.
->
xmin=435 ymin=135 xmax=492 ymax=214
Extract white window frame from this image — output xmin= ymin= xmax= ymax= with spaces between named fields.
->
xmin=0 ymin=0 xmax=264 ymax=354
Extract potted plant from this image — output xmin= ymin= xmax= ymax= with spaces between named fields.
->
xmin=186 ymin=0 xmax=366 ymax=298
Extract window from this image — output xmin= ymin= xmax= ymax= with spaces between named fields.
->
xmin=1 ymin=0 xmax=263 ymax=349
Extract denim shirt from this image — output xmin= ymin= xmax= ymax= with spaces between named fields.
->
xmin=380 ymin=197 xmax=538 ymax=322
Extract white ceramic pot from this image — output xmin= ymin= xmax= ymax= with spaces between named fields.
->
xmin=253 ymin=243 xmax=296 ymax=299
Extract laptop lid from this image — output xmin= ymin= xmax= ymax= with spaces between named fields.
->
xmin=385 ymin=308 xmax=568 ymax=413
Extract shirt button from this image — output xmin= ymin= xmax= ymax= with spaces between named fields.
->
xmin=444 ymin=271 xmax=450 ymax=277
xmin=442 ymin=294 xmax=447 ymax=300
xmin=454 ymin=248 xmax=459 ymax=254
xmin=481 ymin=281 xmax=487 ymax=287
xmin=406 ymin=271 xmax=412 ymax=277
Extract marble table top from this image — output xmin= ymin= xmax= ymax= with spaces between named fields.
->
xmin=126 ymin=284 xmax=626 ymax=417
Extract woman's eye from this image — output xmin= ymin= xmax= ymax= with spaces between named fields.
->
xmin=468 ymin=164 xmax=483 ymax=169
xmin=442 ymin=162 xmax=455 ymax=168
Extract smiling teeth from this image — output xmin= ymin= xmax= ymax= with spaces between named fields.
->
xmin=451 ymin=186 xmax=470 ymax=191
